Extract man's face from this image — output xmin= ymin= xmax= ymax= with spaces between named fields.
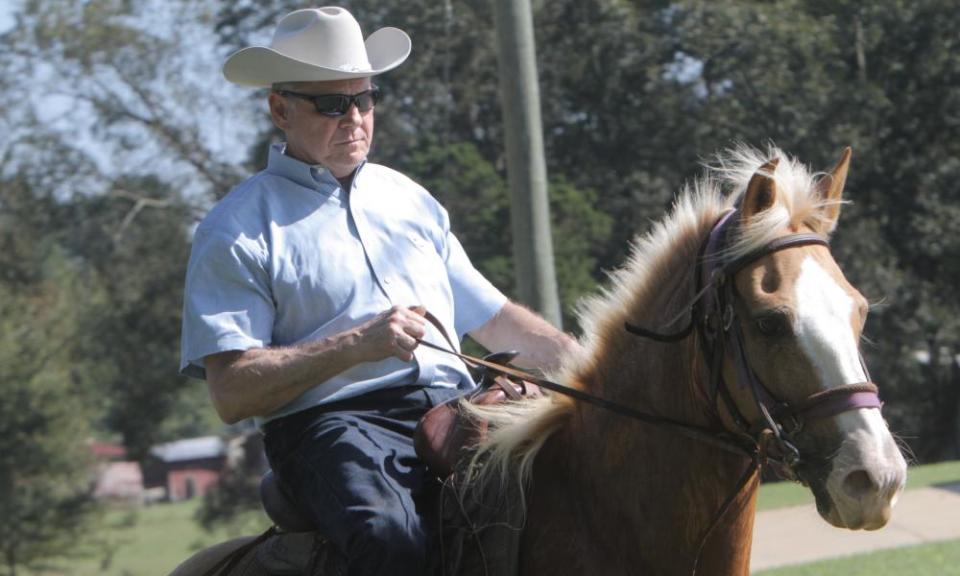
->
xmin=268 ymin=78 xmax=375 ymax=178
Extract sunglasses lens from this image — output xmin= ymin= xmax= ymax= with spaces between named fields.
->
xmin=314 ymin=94 xmax=350 ymax=116
xmin=354 ymin=92 xmax=376 ymax=112
xmin=306 ymin=88 xmax=380 ymax=117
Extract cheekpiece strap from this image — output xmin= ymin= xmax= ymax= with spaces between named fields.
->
xmin=698 ymin=209 xmax=739 ymax=329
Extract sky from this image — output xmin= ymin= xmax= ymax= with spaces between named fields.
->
xmin=0 ymin=0 xmax=262 ymax=203
xmin=0 ymin=1 xmax=15 ymax=33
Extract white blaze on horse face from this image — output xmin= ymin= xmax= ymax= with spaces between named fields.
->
xmin=793 ymin=257 xmax=864 ymax=386
xmin=793 ymin=256 xmax=906 ymax=530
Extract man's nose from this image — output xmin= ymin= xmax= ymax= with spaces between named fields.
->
xmin=340 ymin=103 xmax=363 ymax=125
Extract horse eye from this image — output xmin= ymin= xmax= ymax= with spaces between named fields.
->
xmin=755 ymin=313 xmax=791 ymax=337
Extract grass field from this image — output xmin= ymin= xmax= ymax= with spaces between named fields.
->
xmin=754 ymin=538 xmax=960 ymax=575
xmin=21 ymin=460 xmax=960 ymax=575
xmin=25 ymin=501 xmax=270 ymax=576
xmin=756 ymin=459 xmax=960 ymax=511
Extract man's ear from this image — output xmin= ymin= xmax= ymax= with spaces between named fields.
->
xmin=268 ymin=92 xmax=291 ymax=130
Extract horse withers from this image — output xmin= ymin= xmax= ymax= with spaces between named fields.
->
xmin=171 ymin=145 xmax=907 ymax=576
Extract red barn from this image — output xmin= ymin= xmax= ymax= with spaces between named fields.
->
xmin=142 ymin=436 xmax=226 ymax=502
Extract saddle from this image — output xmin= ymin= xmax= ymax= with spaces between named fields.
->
xmin=415 ymin=350 xmax=543 ymax=478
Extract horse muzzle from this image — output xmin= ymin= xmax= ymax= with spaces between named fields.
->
xmin=819 ymin=409 xmax=907 ymax=530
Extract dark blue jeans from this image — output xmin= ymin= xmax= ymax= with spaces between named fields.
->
xmin=263 ymin=385 xmax=462 ymax=576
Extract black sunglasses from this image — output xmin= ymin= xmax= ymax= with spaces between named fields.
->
xmin=277 ymin=85 xmax=381 ymax=117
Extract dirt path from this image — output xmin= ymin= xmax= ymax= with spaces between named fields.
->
xmin=750 ymin=482 xmax=960 ymax=572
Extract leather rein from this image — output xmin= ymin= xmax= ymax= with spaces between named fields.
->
xmin=416 ymin=319 xmax=758 ymax=459
xmin=416 ymin=208 xmax=883 ymax=575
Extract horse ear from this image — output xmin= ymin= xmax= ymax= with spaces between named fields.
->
xmin=740 ymin=158 xmax=780 ymax=222
xmin=816 ymin=147 xmax=852 ymax=232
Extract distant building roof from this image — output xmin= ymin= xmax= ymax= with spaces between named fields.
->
xmin=150 ymin=436 xmax=225 ymax=463
xmin=90 ymin=441 xmax=127 ymax=460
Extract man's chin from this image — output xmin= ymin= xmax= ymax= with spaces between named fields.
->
xmin=327 ymin=156 xmax=366 ymax=178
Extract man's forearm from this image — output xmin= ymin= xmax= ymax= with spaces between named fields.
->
xmin=206 ymin=305 xmax=428 ymax=423
xmin=207 ymin=331 xmax=364 ymax=424
xmin=469 ymin=301 xmax=581 ymax=372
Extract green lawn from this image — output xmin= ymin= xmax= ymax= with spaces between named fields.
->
xmin=757 ymin=459 xmax=960 ymax=511
xmin=26 ymin=500 xmax=270 ymax=576
xmin=754 ymin=538 xmax=960 ymax=575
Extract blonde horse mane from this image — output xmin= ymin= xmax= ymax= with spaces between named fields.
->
xmin=461 ymin=144 xmax=841 ymax=498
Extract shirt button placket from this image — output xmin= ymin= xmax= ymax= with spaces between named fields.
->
xmin=349 ymin=187 xmax=396 ymax=303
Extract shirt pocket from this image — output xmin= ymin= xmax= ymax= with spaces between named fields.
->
xmin=403 ymin=232 xmax=445 ymax=277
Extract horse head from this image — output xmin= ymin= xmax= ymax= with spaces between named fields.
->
xmin=721 ymin=148 xmax=907 ymax=530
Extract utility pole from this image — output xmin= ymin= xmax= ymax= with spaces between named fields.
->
xmin=493 ymin=0 xmax=562 ymax=328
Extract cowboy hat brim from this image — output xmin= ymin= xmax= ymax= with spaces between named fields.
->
xmin=223 ymin=27 xmax=411 ymax=87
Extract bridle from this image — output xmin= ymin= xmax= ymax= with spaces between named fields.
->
xmin=626 ymin=208 xmax=882 ymax=480
xmin=627 ymin=207 xmax=881 ymax=573
xmin=417 ymin=208 xmax=884 ymax=574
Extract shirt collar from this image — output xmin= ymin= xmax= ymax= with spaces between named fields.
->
xmin=265 ymin=143 xmax=340 ymax=191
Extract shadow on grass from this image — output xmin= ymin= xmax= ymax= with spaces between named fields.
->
xmin=933 ymin=480 xmax=960 ymax=495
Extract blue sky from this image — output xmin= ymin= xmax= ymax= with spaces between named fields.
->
xmin=0 ymin=1 xmax=15 ymax=33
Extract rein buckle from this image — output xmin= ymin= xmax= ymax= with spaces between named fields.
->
xmin=758 ymin=429 xmax=802 ymax=481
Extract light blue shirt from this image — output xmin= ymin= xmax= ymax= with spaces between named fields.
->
xmin=180 ymin=144 xmax=507 ymax=422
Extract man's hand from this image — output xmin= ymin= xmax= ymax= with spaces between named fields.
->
xmin=353 ymin=305 xmax=427 ymax=363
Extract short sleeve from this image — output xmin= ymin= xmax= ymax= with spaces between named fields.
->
xmin=443 ymin=227 xmax=508 ymax=339
xmin=179 ymin=229 xmax=276 ymax=379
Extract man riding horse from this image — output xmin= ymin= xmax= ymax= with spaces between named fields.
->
xmin=179 ymin=7 xmax=578 ymax=575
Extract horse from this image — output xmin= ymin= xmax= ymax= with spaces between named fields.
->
xmin=170 ymin=145 xmax=907 ymax=576
xmin=464 ymin=144 xmax=907 ymax=575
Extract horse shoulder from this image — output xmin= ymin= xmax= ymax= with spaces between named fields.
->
xmin=518 ymin=430 xmax=596 ymax=575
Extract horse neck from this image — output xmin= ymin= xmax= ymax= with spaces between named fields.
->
xmin=556 ymin=242 xmax=758 ymax=574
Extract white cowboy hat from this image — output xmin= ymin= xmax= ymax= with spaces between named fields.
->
xmin=222 ymin=7 xmax=411 ymax=87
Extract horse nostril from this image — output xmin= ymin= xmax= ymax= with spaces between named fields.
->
xmin=842 ymin=469 xmax=877 ymax=500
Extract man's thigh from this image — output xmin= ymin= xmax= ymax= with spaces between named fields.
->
xmin=304 ymin=418 xmax=409 ymax=510
xmin=267 ymin=386 xmax=461 ymax=554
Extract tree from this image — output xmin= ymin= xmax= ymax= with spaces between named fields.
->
xmin=2 ymin=0 xmax=234 ymax=458
xmin=406 ymin=142 xmax=612 ymax=330
xmin=64 ymin=175 xmax=214 ymax=459
xmin=0 ymin=179 xmax=97 ymax=576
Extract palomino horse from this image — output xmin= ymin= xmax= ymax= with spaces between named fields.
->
xmin=172 ymin=146 xmax=907 ymax=576
xmin=466 ymin=145 xmax=907 ymax=575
